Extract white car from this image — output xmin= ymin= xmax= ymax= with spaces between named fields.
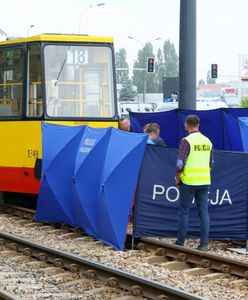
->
xmin=156 ymin=97 xmax=228 ymax=111
xmin=118 ymin=102 xmax=157 ymax=117
xmin=197 ymin=97 xmax=229 ymax=110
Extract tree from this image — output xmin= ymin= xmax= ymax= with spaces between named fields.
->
xmin=115 ymin=48 xmax=129 ymax=84
xmin=163 ymin=40 xmax=179 ymax=77
xmin=198 ymin=79 xmax=205 ymax=86
xmin=119 ymin=78 xmax=137 ymax=101
xmin=132 ymin=42 xmax=157 ymax=93
xmin=155 ymin=41 xmax=179 ymax=93
xmin=156 ymin=48 xmax=166 ymax=93
xmin=132 ymin=40 xmax=179 ymax=94
xmin=240 ymin=96 xmax=248 ymax=108
xmin=207 ymin=70 xmax=216 ymax=84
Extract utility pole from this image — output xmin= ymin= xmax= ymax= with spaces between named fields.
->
xmin=179 ymin=0 xmax=196 ymax=109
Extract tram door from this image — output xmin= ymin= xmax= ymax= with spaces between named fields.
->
xmin=26 ymin=45 xmax=43 ymax=117
xmin=83 ymin=71 xmax=101 ymax=117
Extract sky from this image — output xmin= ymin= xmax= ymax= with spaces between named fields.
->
xmin=0 ymin=0 xmax=247 ymax=83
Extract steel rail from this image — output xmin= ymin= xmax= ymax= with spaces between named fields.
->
xmin=0 ymin=203 xmax=35 ymax=217
xmin=0 ymin=290 xmax=20 ymax=300
xmin=139 ymin=238 xmax=248 ymax=279
xmin=0 ymin=231 xmax=204 ymax=300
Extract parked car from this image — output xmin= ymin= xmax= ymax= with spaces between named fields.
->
xmin=118 ymin=102 xmax=157 ymax=117
xmin=156 ymin=96 xmax=228 ymax=111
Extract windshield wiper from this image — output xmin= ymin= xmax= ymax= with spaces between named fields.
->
xmin=47 ymin=45 xmax=70 ymax=105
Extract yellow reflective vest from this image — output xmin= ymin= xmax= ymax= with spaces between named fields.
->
xmin=180 ymin=132 xmax=212 ymax=186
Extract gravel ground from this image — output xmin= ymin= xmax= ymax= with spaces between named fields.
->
xmin=0 ymin=213 xmax=247 ymax=300
xmin=0 ymin=244 xmax=130 ymax=299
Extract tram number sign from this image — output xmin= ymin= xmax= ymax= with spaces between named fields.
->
xmin=67 ymin=49 xmax=89 ymax=65
xmin=27 ymin=149 xmax=39 ymax=159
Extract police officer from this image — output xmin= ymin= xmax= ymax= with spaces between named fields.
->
xmin=175 ymin=115 xmax=213 ymax=251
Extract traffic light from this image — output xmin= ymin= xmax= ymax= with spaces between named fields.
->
xmin=211 ymin=64 xmax=218 ymax=79
xmin=147 ymin=57 xmax=155 ymax=73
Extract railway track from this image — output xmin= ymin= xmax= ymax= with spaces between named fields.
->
xmin=1 ymin=203 xmax=247 ymax=279
xmin=137 ymin=238 xmax=248 ymax=279
xmin=0 ymin=203 xmax=36 ymax=220
xmin=0 ymin=290 xmax=20 ymax=300
xmin=0 ymin=202 xmax=247 ymax=299
xmin=0 ymin=230 xmax=202 ymax=300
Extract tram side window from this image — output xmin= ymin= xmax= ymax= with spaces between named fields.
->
xmin=0 ymin=48 xmax=23 ymax=117
xmin=27 ymin=45 xmax=43 ymax=117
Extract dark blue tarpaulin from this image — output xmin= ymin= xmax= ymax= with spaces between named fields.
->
xmin=130 ymin=108 xmax=248 ymax=151
xmin=133 ymin=146 xmax=248 ymax=240
xmin=36 ymin=123 xmax=147 ymax=250
xmin=238 ymin=118 xmax=248 ymax=152
xmin=222 ymin=113 xmax=243 ymax=151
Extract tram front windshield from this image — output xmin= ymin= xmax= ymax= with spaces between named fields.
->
xmin=44 ymin=45 xmax=115 ymax=118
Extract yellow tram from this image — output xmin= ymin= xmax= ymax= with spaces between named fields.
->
xmin=0 ymin=34 xmax=118 ymax=194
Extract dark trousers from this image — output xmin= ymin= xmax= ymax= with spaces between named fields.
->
xmin=177 ymin=182 xmax=209 ymax=247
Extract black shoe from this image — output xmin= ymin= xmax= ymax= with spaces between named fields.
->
xmin=197 ymin=245 xmax=208 ymax=252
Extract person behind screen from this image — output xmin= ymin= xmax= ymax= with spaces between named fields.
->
xmin=143 ymin=123 xmax=165 ymax=145
xmin=175 ymin=115 xmax=214 ymax=252
xmin=118 ymin=117 xmax=131 ymax=132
